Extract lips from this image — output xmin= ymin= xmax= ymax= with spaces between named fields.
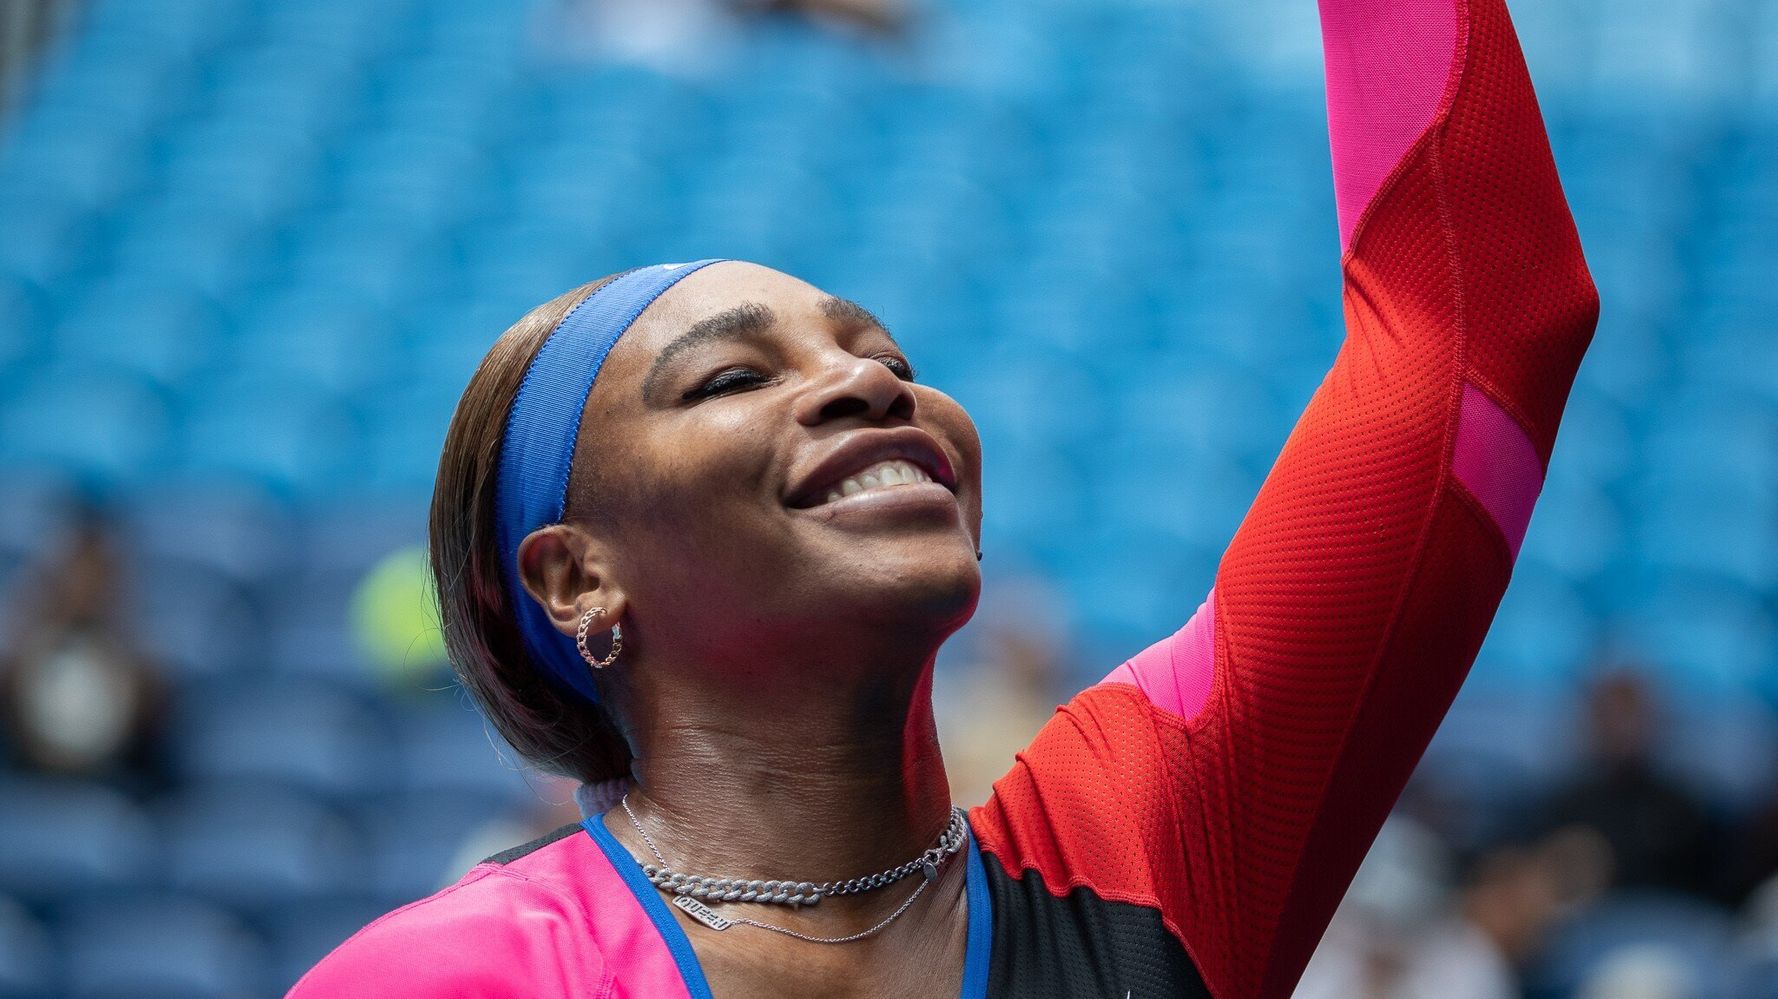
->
xmin=785 ymin=429 xmax=958 ymax=510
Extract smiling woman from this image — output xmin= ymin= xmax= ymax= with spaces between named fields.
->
xmin=289 ymin=1 xmax=1599 ymax=997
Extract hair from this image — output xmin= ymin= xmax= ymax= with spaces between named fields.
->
xmin=428 ymin=273 xmax=633 ymax=785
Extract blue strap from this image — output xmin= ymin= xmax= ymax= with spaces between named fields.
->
xmin=496 ymin=260 xmax=726 ymax=703
xmin=960 ymin=824 xmax=995 ymax=999
xmin=581 ymin=814 xmax=717 ymax=999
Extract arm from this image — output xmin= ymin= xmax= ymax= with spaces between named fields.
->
xmin=971 ymin=1 xmax=1599 ymax=996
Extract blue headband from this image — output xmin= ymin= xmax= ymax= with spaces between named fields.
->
xmin=496 ymin=259 xmax=726 ymax=703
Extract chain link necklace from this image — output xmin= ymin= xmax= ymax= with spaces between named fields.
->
xmin=619 ymin=792 xmax=967 ymax=945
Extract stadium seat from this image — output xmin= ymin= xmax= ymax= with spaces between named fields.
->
xmin=0 ymin=896 xmax=55 ymax=999
xmin=0 ymin=362 xmax=171 ymax=485
xmin=1527 ymin=891 xmax=1740 ymax=999
xmin=359 ymin=790 xmax=537 ymax=907
xmin=117 ymin=479 xmax=297 ymax=590
xmin=264 ymin=895 xmax=393 ymax=996
xmin=0 ymin=464 xmax=82 ymax=568
xmin=392 ymin=697 xmax=535 ymax=803
xmin=56 ymin=892 xmax=266 ymax=999
xmin=156 ymin=783 xmax=366 ymax=918
xmin=170 ymin=677 xmax=392 ymax=800
xmin=0 ymin=777 xmax=156 ymax=906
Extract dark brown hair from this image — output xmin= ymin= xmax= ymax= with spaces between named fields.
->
xmin=427 ymin=274 xmax=632 ymax=784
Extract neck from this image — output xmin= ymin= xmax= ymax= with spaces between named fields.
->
xmin=609 ymin=637 xmax=955 ymax=886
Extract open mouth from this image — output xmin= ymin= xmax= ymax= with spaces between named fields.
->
xmin=814 ymin=458 xmax=937 ymax=506
xmin=785 ymin=431 xmax=959 ymax=511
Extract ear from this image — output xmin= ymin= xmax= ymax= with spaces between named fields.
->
xmin=515 ymin=523 xmax=629 ymax=639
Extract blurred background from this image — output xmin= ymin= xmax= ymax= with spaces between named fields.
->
xmin=0 ymin=0 xmax=1773 ymax=995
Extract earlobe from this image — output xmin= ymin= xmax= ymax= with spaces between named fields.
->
xmin=515 ymin=525 xmax=627 ymax=640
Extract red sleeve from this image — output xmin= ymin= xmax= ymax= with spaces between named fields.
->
xmin=968 ymin=1 xmax=1600 ymax=997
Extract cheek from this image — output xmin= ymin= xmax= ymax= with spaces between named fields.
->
xmin=613 ymin=412 xmax=784 ymax=544
xmin=922 ymin=392 xmax=985 ymax=494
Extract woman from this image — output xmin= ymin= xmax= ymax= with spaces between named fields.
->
xmin=293 ymin=0 xmax=1598 ymax=994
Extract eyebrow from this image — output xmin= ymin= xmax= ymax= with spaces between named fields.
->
xmin=820 ymin=295 xmax=895 ymax=340
xmin=640 ymin=302 xmax=777 ymax=402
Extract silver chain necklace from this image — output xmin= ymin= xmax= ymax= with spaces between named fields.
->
xmin=618 ymin=793 xmax=967 ymax=944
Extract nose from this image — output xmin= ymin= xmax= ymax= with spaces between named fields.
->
xmin=794 ymin=354 xmax=917 ymax=427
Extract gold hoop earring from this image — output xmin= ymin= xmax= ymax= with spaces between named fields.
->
xmin=576 ymin=606 xmax=623 ymax=670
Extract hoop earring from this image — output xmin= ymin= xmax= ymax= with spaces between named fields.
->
xmin=576 ymin=606 xmax=623 ymax=670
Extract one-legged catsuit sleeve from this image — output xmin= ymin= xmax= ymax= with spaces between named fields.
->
xmin=966 ymin=1 xmax=1600 ymax=997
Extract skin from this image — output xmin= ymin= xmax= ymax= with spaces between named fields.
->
xmin=516 ymin=261 xmax=986 ymax=998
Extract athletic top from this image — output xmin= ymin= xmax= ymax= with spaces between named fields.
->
xmin=289 ymin=0 xmax=1598 ymax=995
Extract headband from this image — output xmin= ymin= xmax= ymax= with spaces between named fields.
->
xmin=496 ymin=259 xmax=726 ymax=703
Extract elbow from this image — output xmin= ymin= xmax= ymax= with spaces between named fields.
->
xmin=1556 ymin=259 xmax=1602 ymax=365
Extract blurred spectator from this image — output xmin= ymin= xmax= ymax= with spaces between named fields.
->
xmin=1573 ymin=945 xmax=1701 ymax=999
xmin=0 ymin=499 xmax=172 ymax=796
xmin=1296 ymin=818 xmax=1604 ymax=999
xmin=536 ymin=0 xmax=907 ymax=70
xmin=935 ymin=573 xmax=1071 ymax=807
xmin=741 ymin=0 xmax=909 ymax=36
xmin=1530 ymin=667 xmax=1731 ymax=903
xmin=1727 ymin=781 xmax=1778 ymax=907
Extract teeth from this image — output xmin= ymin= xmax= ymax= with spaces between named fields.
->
xmin=819 ymin=460 xmax=934 ymax=505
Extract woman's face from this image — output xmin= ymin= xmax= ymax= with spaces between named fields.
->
xmin=564 ymin=262 xmax=984 ymax=672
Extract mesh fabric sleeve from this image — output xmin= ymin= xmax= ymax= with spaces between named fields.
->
xmin=967 ymin=1 xmax=1600 ymax=997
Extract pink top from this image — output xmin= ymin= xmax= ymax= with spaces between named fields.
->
xmin=287 ymin=816 xmax=705 ymax=998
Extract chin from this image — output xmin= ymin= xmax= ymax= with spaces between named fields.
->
xmin=858 ymin=541 xmax=983 ymax=635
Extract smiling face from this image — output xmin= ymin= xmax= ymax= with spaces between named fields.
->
xmin=551 ymin=261 xmax=985 ymax=683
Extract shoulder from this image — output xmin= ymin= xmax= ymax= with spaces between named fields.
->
xmin=289 ymin=822 xmax=613 ymax=998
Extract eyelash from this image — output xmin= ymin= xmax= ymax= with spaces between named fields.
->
xmin=683 ymin=355 xmax=917 ymax=402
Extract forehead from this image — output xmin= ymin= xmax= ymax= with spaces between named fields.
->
xmin=617 ymin=261 xmax=833 ymax=358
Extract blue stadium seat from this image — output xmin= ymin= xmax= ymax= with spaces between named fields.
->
xmin=1475 ymin=566 xmax=1600 ymax=692
xmin=106 ymin=202 xmax=271 ymax=298
xmin=1612 ymin=574 xmax=1778 ymax=700
xmin=229 ymin=289 xmax=397 ymax=397
xmin=0 ymin=275 xmax=42 ymax=374
xmin=1519 ymin=479 xmax=1624 ymax=581
xmin=176 ymin=373 xmax=364 ymax=493
xmin=0 ymin=896 xmax=56 ymax=999
xmin=393 ymin=698 xmax=535 ymax=803
xmin=0 ymin=778 xmax=156 ymax=905
xmin=1638 ymin=477 xmax=1778 ymax=591
xmin=56 ymin=892 xmax=266 ymax=999
xmin=1740 ymin=955 xmax=1778 ymax=999
xmin=118 ymin=479 xmax=296 ymax=588
xmin=123 ymin=560 xmax=262 ymax=679
xmin=50 ymin=275 xmax=225 ymax=384
xmin=359 ymin=791 xmax=534 ymax=908
xmin=264 ymin=896 xmax=391 ymax=995
xmin=0 ymin=109 xmax=150 ymax=210
xmin=0 ymin=362 xmax=171 ymax=486
xmin=1528 ymin=892 xmax=1740 ymax=999
xmin=157 ymin=783 xmax=366 ymax=917
xmin=0 ymin=465 xmax=82 ymax=567
xmin=170 ymin=677 xmax=391 ymax=800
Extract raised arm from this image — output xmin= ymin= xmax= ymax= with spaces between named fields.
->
xmin=970 ymin=1 xmax=1599 ymax=996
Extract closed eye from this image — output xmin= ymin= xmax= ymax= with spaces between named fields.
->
xmin=877 ymin=354 xmax=917 ymax=381
xmin=682 ymin=367 xmax=772 ymax=402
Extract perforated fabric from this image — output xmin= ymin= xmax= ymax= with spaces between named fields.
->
xmin=970 ymin=1 xmax=1599 ymax=998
